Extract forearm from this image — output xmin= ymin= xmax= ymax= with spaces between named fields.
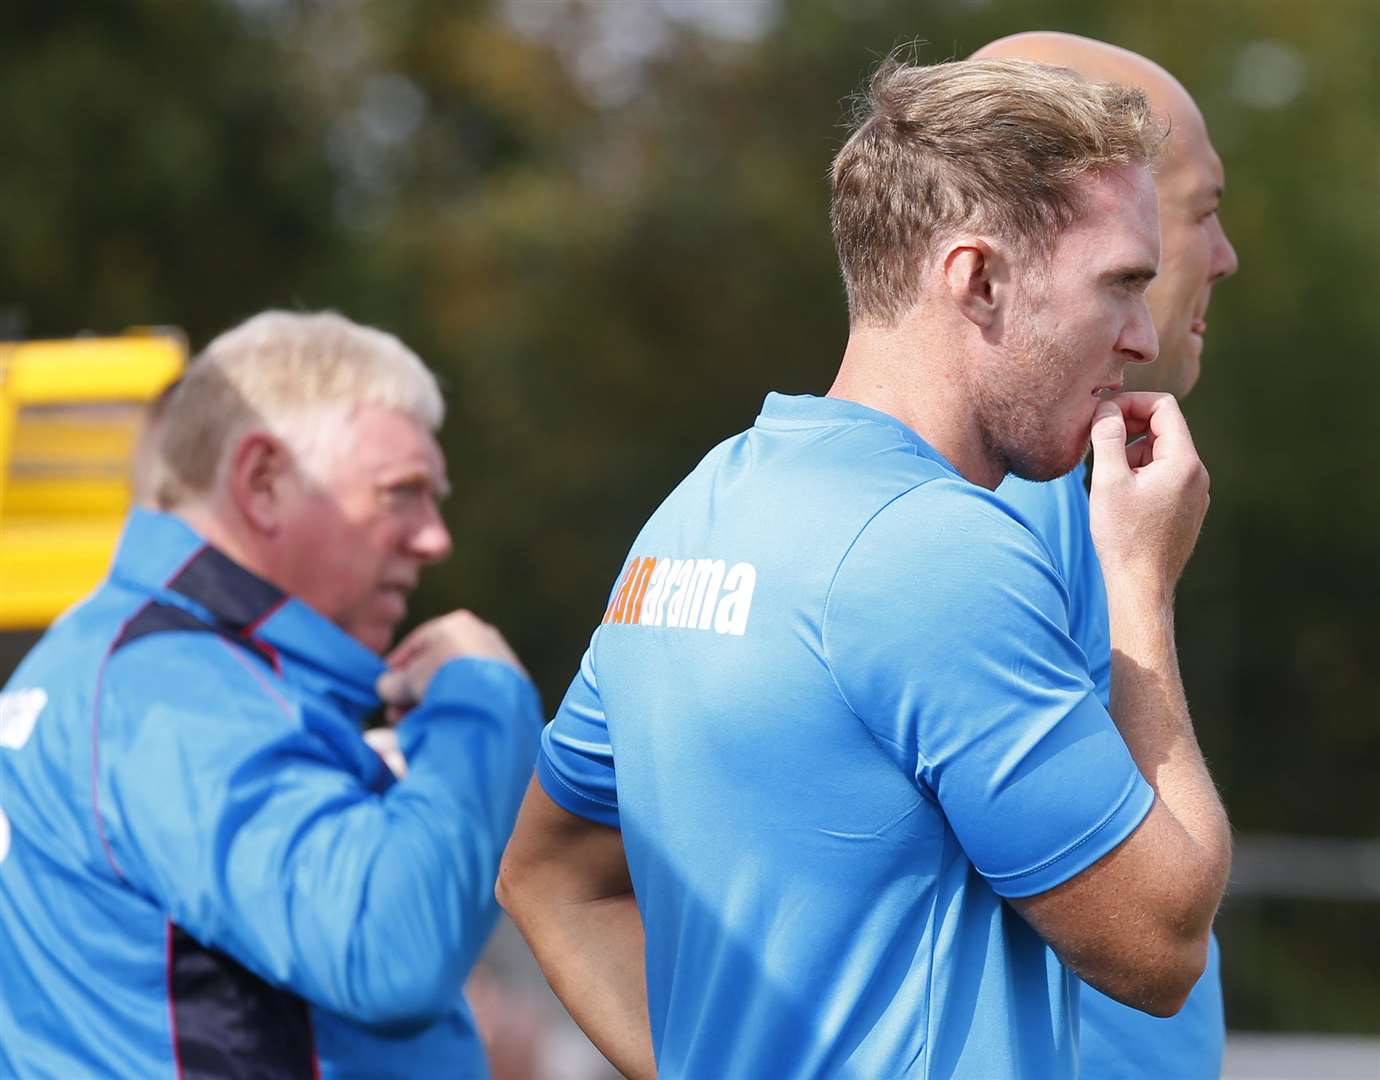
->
xmin=497 ymin=780 xmax=655 ymax=1078
xmin=265 ymin=744 xmax=536 ymax=1026
xmin=505 ymin=889 xmax=655 ymax=1079
xmin=1009 ymin=581 xmax=1231 ymax=1013
xmin=397 ymin=663 xmax=540 ymax=877
xmin=398 ymin=659 xmax=541 ymax=813
xmin=1105 ymin=581 xmax=1231 ymax=927
xmin=352 ymin=660 xmax=540 ymax=1001
xmin=188 ymin=664 xmax=535 ymax=1025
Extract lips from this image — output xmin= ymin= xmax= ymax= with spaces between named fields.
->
xmin=1190 ymin=318 xmax=1208 ymax=335
xmin=378 ymin=579 xmax=416 ymax=604
xmin=376 ymin=588 xmax=409 ymax=621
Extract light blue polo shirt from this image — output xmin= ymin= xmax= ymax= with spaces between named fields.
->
xmin=540 ymin=393 xmax=1155 ymax=1078
xmin=1000 ymin=468 xmax=1226 ymax=1080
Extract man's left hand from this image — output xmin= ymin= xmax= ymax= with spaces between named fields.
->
xmin=376 ymin=610 xmax=527 ymax=717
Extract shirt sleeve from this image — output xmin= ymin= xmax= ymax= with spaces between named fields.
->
xmin=997 ymin=463 xmax=1112 ymax=706
xmin=822 ymin=480 xmax=1152 ymax=899
xmin=536 ymin=642 xmax=621 ymax=828
xmin=97 ymin=636 xmax=541 ymax=1027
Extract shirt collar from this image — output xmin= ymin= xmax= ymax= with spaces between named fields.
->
xmin=754 ymin=392 xmax=962 ymax=477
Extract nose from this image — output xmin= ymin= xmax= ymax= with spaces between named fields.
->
xmin=1211 ymin=217 xmax=1239 ymax=282
xmin=408 ymin=499 xmax=453 ymax=565
xmin=1119 ymin=296 xmax=1159 ymax=366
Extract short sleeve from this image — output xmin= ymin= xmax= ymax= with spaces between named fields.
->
xmin=823 ymin=481 xmax=1152 ymax=898
xmin=537 ymin=644 xmax=621 ymax=828
xmin=998 ymin=464 xmax=1112 ymax=706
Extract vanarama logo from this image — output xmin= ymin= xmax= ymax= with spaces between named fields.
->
xmin=602 ymin=556 xmax=756 ymax=636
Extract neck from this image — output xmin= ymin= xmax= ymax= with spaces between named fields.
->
xmin=827 ymin=319 xmax=1005 ymax=490
xmin=173 ymin=501 xmax=276 ymax=585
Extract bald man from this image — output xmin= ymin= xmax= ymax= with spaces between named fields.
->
xmin=975 ymin=32 xmax=1239 ymax=1080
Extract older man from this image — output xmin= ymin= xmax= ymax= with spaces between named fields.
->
xmin=0 ymin=311 xmax=539 ymax=1078
xmin=498 ymin=57 xmax=1231 ymax=1079
xmin=975 ymin=32 xmax=1240 ymax=1080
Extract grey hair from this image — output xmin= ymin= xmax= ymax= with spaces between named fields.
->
xmin=157 ymin=310 xmax=443 ymax=506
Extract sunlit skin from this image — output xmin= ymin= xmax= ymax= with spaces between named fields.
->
xmin=828 ymin=162 xmax=1160 ymax=491
xmin=187 ymin=404 xmax=454 ymax=655
xmin=968 ymin=164 xmax=1161 ymax=482
xmin=276 ymin=405 xmax=454 ymax=653
xmin=973 ymin=32 xmax=1239 ymax=399
xmin=496 ymin=66 xmax=1232 ymax=1074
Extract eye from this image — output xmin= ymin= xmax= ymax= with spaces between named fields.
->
xmin=380 ymin=480 xmax=429 ymax=506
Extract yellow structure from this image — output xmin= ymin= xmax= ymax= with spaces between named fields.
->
xmin=0 ymin=332 xmax=185 ymax=629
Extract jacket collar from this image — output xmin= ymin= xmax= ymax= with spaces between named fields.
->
xmin=110 ymin=509 xmax=385 ymax=707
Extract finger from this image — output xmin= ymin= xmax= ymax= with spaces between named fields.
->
xmin=1143 ymin=395 xmax=1198 ymax=460
xmin=1110 ymin=392 xmax=1197 ymax=460
xmin=1126 ymin=436 xmax=1155 ymax=470
xmin=1122 ymin=414 xmax=1152 ymax=441
xmin=385 ymin=621 xmax=437 ymax=668
xmin=376 ymin=669 xmax=403 ymax=703
xmin=384 ymin=635 xmax=420 ymax=669
xmin=1104 ymin=391 xmax=1173 ymax=423
xmin=362 ymin=726 xmax=398 ymax=754
xmin=376 ymin=669 xmax=419 ymax=707
xmin=1102 ymin=391 xmax=1160 ymax=441
xmin=1088 ymin=400 xmax=1131 ymax=485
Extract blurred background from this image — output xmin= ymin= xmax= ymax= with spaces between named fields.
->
xmin=1 ymin=0 xmax=1377 ymax=1076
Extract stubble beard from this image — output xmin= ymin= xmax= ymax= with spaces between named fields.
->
xmin=971 ymin=315 xmax=1089 ymax=484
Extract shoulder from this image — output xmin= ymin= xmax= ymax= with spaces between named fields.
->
xmin=849 ymin=475 xmax=1057 ymax=573
xmin=102 ymin=611 xmax=294 ymax=724
xmin=826 ymin=476 xmax=1069 ymax=642
xmin=995 ymin=464 xmax=1089 ymax=544
xmin=631 ymin=418 xmax=955 ymax=567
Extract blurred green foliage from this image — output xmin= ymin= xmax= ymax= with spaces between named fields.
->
xmin=2 ymin=0 xmax=1376 ymax=1032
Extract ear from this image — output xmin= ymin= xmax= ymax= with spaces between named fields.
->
xmin=941 ymin=238 xmax=1008 ymax=330
xmin=226 ymin=431 xmax=294 ymax=535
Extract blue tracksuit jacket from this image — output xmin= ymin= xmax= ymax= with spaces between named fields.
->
xmin=0 ymin=509 xmax=540 ymax=1078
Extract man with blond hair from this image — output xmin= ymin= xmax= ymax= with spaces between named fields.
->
xmin=975 ymin=32 xmax=1239 ymax=1080
xmin=0 ymin=311 xmax=539 ymax=1078
xmin=498 ymin=56 xmax=1231 ymax=1079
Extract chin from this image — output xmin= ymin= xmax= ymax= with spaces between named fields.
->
xmin=1176 ymin=358 xmax=1202 ymax=399
xmin=1130 ymin=338 xmax=1198 ymax=398
xmin=1009 ymin=462 xmax=1077 ymax=484
xmin=350 ymin=623 xmax=397 ymax=656
xmin=1011 ymin=425 xmax=1089 ymax=482
xmin=1004 ymin=445 xmax=1084 ymax=484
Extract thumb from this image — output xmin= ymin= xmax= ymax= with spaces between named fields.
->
xmin=1089 ymin=400 xmax=1131 ymax=486
xmin=376 ymin=668 xmax=419 ymax=707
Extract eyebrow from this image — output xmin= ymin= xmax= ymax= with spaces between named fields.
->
xmin=1106 ymin=265 xmax=1158 ymax=285
xmin=381 ymin=469 xmax=452 ymax=500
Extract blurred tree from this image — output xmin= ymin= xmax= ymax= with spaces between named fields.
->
xmin=0 ymin=0 xmax=345 ymax=340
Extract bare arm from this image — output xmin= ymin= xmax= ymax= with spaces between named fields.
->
xmin=1012 ymin=394 xmax=1231 ymax=1016
xmin=496 ymin=779 xmax=655 ymax=1079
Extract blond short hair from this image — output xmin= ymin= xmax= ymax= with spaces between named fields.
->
xmin=157 ymin=311 xmax=444 ymax=507
xmin=830 ymin=56 xmax=1161 ymax=326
